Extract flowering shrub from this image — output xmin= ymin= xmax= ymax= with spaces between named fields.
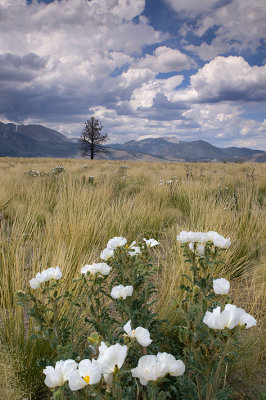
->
xmin=172 ymin=231 xmax=256 ymax=399
xmin=51 ymin=165 xmax=65 ymax=175
xmin=16 ymin=232 xmax=256 ymax=399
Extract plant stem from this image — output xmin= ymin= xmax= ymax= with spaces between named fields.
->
xmin=196 ymin=376 xmax=203 ymax=400
xmin=206 ymin=336 xmax=231 ymax=400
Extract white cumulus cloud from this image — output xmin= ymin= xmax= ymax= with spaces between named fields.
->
xmin=134 ymin=46 xmax=195 ymax=72
xmin=166 ymin=0 xmax=266 ymax=59
xmin=173 ymin=56 xmax=266 ymax=103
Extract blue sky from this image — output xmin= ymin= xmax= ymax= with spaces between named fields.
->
xmin=0 ymin=0 xmax=265 ymax=149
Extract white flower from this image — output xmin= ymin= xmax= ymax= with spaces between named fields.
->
xmin=43 ymin=360 xmax=77 ymax=388
xmin=239 ymin=312 xmax=257 ymax=328
xmin=100 ymin=248 xmax=114 ymax=260
xmin=223 ymin=304 xmax=247 ymax=328
xmin=203 ymin=306 xmax=225 ymax=330
xmin=177 ymin=231 xmax=207 ymax=243
xmin=29 ymin=277 xmax=41 ymax=289
xmin=106 ymin=237 xmax=127 ymax=250
xmin=97 ymin=342 xmax=128 ymax=376
xmin=206 ymin=231 xmax=231 ymax=248
xmin=35 ymin=272 xmax=45 ymax=283
xmin=91 ymin=262 xmax=111 ymax=275
xmin=128 ymin=241 xmax=141 ymax=256
xmin=123 ymin=320 xmax=152 ymax=347
xmin=30 ymin=266 xmax=62 ymax=289
xmin=42 ymin=266 xmax=62 ymax=281
xmin=81 ymin=263 xmax=111 ymax=276
xmin=111 ymin=284 xmax=133 ymax=299
xmin=131 ymin=353 xmax=185 ymax=385
xmin=203 ymin=304 xmax=248 ymax=330
xmin=213 ymin=278 xmax=230 ymax=295
xmin=68 ymin=359 xmax=101 ymax=391
xmin=177 ymin=230 xmax=231 ymax=248
xmin=143 ymin=238 xmax=160 ymax=247
xmin=131 ymin=355 xmax=158 ymax=385
xmin=156 ymin=353 xmax=185 ymax=378
xmin=128 ymin=246 xmax=141 ymax=256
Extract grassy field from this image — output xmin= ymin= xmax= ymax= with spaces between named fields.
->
xmin=0 ymin=157 xmax=265 ymax=399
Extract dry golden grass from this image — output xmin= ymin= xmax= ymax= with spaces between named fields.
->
xmin=0 ymin=157 xmax=265 ymax=398
xmin=0 ymin=342 xmax=27 ymax=400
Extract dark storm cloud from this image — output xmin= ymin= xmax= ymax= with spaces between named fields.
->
xmin=0 ymin=52 xmax=48 ymax=82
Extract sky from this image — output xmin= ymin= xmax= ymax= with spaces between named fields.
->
xmin=0 ymin=0 xmax=266 ymax=149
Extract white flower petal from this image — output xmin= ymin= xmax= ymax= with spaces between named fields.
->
xmin=157 ymin=353 xmax=185 ymax=377
xmin=68 ymin=370 xmax=87 ymax=391
xmin=239 ymin=312 xmax=257 ymax=328
xmin=36 ymin=272 xmax=45 ymax=283
xmin=143 ymin=238 xmax=160 ymax=247
xmin=111 ymin=285 xmax=133 ymax=299
xmin=128 ymin=246 xmax=141 ymax=256
xmin=44 ymin=367 xmax=63 ymax=388
xmin=54 ymin=266 xmax=62 ymax=280
xmin=213 ymin=278 xmax=230 ymax=295
xmin=131 ymin=355 xmax=157 ymax=385
xmin=92 ymin=263 xmax=111 ymax=275
xmin=103 ymin=373 xmax=113 ymax=385
xmin=107 ymin=237 xmax=127 ymax=250
xmin=43 ymin=360 xmax=77 ymax=388
xmin=100 ymin=248 xmax=114 ymax=260
xmin=123 ymin=320 xmax=133 ymax=337
xmin=135 ymin=327 xmax=152 ymax=347
xmin=81 ymin=264 xmax=91 ymax=275
xmin=29 ymin=277 xmax=41 ymax=289
xmin=98 ymin=343 xmax=127 ymax=374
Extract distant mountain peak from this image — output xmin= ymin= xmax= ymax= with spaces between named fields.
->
xmin=0 ymin=122 xmax=265 ymax=162
xmin=0 ymin=121 xmax=79 ymax=158
xmin=111 ymin=136 xmax=265 ymax=162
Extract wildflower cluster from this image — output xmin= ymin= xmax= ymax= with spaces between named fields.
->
xmin=16 ymin=231 xmax=257 ymax=400
xmin=24 ymin=169 xmax=41 ymax=177
xmin=24 ymin=166 xmax=65 ymax=178
xmin=18 ymin=236 xmax=186 ymax=399
xmin=29 ymin=266 xmax=62 ymax=289
xmin=173 ymin=230 xmax=256 ymax=399
xmin=159 ymin=177 xmax=180 ymax=186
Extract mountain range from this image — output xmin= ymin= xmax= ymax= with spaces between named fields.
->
xmin=0 ymin=122 xmax=265 ymax=162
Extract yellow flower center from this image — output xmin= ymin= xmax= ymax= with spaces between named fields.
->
xmin=83 ymin=375 xmax=90 ymax=384
xmin=132 ymin=330 xmax=136 ymax=335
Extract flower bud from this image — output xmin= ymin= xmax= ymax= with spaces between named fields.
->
xmin=193 ymin=285 xmax=200 ymax=294
xmin=87 ymin=332 xmax=101 ymax=345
